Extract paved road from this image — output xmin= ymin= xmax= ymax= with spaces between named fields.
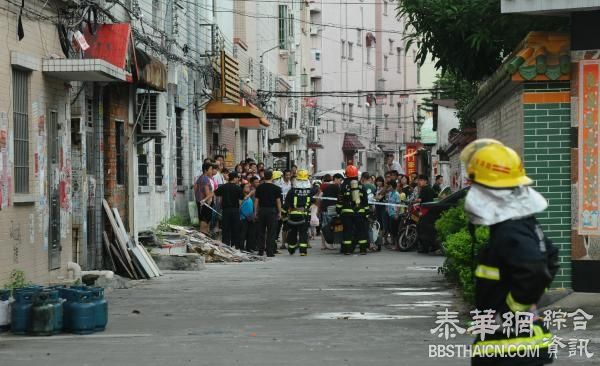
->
xmin=0 ymin=241 xmax=597 ymax=365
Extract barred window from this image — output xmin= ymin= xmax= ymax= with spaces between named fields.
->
xmin=12 ymin=69 xmax=29 ymax=193
xmin=155 ymin=138 xmax=163 ymax=186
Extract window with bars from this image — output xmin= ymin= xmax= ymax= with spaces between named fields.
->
xmin=384 ymin=55 xmax=389 ymax=71
xmin=389 ymin=39 xmax=394 ymax=54
xmin=278 ymin=5 xmax=288 ymax=49
xmin=116 ymin=120 xmax=125 ymax=185
xmin=175 ymin=108 xmax=183 ymax=186
xmin=341 ymin=40 xmax=346 ymax=59
xmin=397 ymin=48 xmax=402 ymax=73
xmin=348 ymin=42 xmax=354 ymax=60
xmin=12 ymin=69 xmax=29 ymax=194
xmin=341 ymin=102 xmax=346 ymax=121
xmin=137 ymin=93 xmax=158 ymax=132
xmin=138 ymin=150 xmax=148 ymax=187
xmin=348 ymin=103 xmax=354 ymax=122
xmin=356 ymin=28 xmax=362 ymax=46
xmin=155 ymin=138 xmax=163 ymax=186
xmin=85 ymin=97 xmax=95 ymax=173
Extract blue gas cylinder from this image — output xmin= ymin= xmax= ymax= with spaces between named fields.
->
xmin=57 ymin=288 xmax=74 ymax=331
xmin=11 ymin=290 xmax=35 ymax=335
xmin=30 ymin=291 xmax=55 ymax=336
xmin=67 ymin=289 xmax=95 ymax=335
xmin=90 ymin=287 xmax=107 ymax=331
xmin=47 ymin=289 xmax=63 ymax=334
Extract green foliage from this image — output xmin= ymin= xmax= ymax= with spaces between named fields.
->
xmin=3 ymin=269 xmax=32 ymax=294
xmin=397 ymin=0 xmax=569 ymax=82
xmin=156 ymin=215 xmax=190 ymax=232
xmin=435 ymin=200 xmax=468 ymax=243
xmin=434 ymin=73 xmax=479 ymax=128
xmin=436 ymin=203 xmax=489 ymax=304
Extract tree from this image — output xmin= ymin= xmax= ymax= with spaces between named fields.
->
xmin=397 ymin=0 xmax=569 ymax=82
xmin=421 ymin=72 xmax=478 ymax=128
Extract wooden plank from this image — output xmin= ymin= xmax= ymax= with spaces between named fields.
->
xmin=129 ymin=248 xmax=150 ymax=279
xmin=111 ymin=207 xmax=160 ymax=277
xmin=102 ymin=199 xmax=137 ymax=278
xmin=105 ymin=233 xmax=135 ymax=279
xmin=102 ymin=231 xmax=117 ymax=272
xmin=131 ymin=245 xmax=154 ymax=278
xmin=138 ymin=243 xmax=161 ymax=276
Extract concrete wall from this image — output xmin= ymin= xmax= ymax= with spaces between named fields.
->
xmin=0 ymin=3 xmax=73 ymax=285
xmin=475 ymin=89 xmax=525 ymax=155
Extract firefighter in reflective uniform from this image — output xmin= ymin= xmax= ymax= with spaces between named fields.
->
xmin=337 ymin=165 xmax=369 ymax=255
xmin=285 ymin=169 xmax=312 ymax=256
xmin=461 ymin=140 xmax=559 ymax=366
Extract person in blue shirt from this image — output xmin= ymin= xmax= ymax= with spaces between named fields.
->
xmin=239 ymin=183 xmax=256 ymax=252
xmin=386 ymin=180 xmax=402 ymax=248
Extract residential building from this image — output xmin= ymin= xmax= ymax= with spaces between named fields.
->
xmin=310 ymin=0 xmax=436 ymax=176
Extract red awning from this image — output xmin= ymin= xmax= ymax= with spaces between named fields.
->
xmin=239 ymin=117 xmax=270 ymax=129
xmin=83 ymin=23 xmax=134 ymax=82
xmin=342 ymin=133 xmax=365 ymax=151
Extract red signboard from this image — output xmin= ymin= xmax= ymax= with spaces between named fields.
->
xmin=405 ymin=144 xmax=418 ymax=176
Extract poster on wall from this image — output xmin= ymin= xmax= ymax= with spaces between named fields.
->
xmin=578 ymin=60 xmax=600 ymax=235
xmin=0 ymin=112 xmax=10 ymax=209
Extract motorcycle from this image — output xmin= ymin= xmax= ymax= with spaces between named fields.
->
xmin=396 ymin=202 xmax=421 ymax=252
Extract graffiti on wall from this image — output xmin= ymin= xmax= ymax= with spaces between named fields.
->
xmin=0 ymin=112 xmax=12 ymax=209
xmin=578 ymin=61 xmax=600 ymax=235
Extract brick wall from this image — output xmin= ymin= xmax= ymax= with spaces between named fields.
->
xmin=103 ymin=85 xmax=129 ymax=229
xmin=475 ymin=89 xmax=524 ymax=155
xmin=522 ymin=82 xmax=572 ymax=289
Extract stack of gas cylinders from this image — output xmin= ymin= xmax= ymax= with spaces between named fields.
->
xmin=0 ymin=285 xmax=107 ymax=336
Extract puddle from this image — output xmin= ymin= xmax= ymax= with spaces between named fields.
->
xmin=383 ymin=287 xmax=440 ymax=291
xmin=301 ymin=288 xmax=363 ymax=291
xmin=406 ymin=266 xmax=439 ymax=271
xmin=387 ymin=300 xmax=452 ymax=308
xmin=392 ymin=291 xmax=453 ymax=296
xmin=307 ymin=312 xmax=431 ymax=320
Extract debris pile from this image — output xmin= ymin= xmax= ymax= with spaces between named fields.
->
xmin=156 ymin=225 xmax=265 ymax=263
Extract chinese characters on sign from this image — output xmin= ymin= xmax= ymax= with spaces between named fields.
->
xmin=429 ymin=308 xmax=594 ymax=359
xmin=405 ymin=144 xmax=418 ymax=176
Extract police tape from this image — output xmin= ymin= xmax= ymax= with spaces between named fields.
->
xmin=318 ymin=196 xmax=409 ymax=208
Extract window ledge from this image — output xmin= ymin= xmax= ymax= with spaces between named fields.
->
xmin=13 ymin=194 xmax=36 ymax=205
xmin=138 ymin=186 xmax=151 ymax=194
xmin=155 ymin=186 xmax=166 ymax=193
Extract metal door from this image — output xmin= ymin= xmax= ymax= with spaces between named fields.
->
xmin=48 ymin=110 xmax=61 ymax=270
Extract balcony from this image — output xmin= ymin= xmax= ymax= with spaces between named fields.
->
xmin=310 ymin=49 xmax=322 ymax=78
xmin=282 ymin=128 xmax=302 ymax=139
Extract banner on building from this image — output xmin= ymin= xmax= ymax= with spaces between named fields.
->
xmin=578 ymin=60 xmax=600 ymax=235
xmin=405 ymin=144 xmax=418 ymax=176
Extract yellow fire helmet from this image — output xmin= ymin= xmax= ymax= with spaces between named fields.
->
xmin=467 ymin=143 xmax=533 ymax=188
xmin=296 ymin=169 xmax=310 ymax=181
xmin=460 ymin=138 xmax=503 ymax=166
xmin=272 ymin=170 xmax=283 ymax=180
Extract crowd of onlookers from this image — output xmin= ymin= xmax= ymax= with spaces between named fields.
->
xmin=193 ymin=155 xmax=446 ymax=255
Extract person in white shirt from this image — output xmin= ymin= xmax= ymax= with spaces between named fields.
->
xmin=384 ymin=153 xmax=404 ymax=175
xmin=213 ymin=155 xmax=226 ymax=186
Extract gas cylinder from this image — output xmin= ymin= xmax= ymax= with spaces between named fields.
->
xmin=90 ymin=287 xmax=108 ymax=331
xmin=0 ymin=289 xmax=10 ymax=333
xmin=11 ymin=290 xmax=35 ymax=335
xmin=30 ymin=291 xmax=55 ymax=336
xmin=67 ymin=289 xmax=95 ymax=335
xmin=47 ymin=289 xmax=63 ymax=334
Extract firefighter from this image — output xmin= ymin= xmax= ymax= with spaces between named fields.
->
xmin=461 ymin=140 xmax=559 ymax=366
xmin=337 ymin=165 xmax=369 ymax=255
xmin=285 ymin=169 xmax=313 ymax=256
